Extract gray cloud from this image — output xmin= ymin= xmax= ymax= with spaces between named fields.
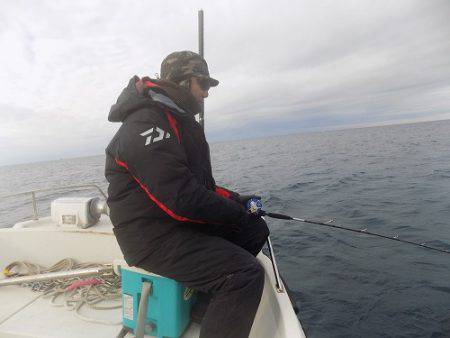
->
xmin=1 ymin=0 xmax=449 ymax=165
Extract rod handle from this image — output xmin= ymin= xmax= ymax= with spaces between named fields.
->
xmin=263 ymin=212 xmax=293 ymax=220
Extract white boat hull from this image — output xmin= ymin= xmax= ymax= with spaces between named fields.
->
xmin=0 ymin=216 xmax=305 ymax=338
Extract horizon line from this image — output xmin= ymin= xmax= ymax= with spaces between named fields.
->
xmin=1 ymin=117 xmax=449 ymax=168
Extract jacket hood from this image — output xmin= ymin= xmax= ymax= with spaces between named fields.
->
xmin=108 ymin=76 xmax=200 ymax=122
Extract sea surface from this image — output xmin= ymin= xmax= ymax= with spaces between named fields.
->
xmin=1 ymin=119 xmax=450 ymax=337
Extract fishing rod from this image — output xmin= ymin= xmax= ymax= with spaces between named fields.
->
xmin=261 ymin=211 xmax=450 ymax=255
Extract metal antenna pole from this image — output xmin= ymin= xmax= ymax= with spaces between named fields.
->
xmin=198 ymin=10 xmax=204 ymax=58
xmin=198 ymin=9 xmax=205 ymax=129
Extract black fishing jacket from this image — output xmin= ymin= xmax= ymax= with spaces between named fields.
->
xmin=105 ymin=76 xmax=248 ymax=265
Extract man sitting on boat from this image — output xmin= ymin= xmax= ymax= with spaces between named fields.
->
xmin=105 ymin=51 xmax=270 ymax=338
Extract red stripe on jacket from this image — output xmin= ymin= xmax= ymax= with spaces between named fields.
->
xmin=144 ymin=80 xmax=159 ymax=88
xmin=114 ymin=158 xmax=205 ymax=224
xmin=165 ymin=110 xmax=181 ymax=143
xmin=215 ymin=186 xmax=231 ymax=199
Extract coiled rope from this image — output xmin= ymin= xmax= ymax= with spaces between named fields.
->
xmin=3 ymin=258 xmax=122 ymax=326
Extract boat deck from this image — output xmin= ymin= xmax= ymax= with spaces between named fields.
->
xmin=0 ymin=261 xmax=279 ymax=338
xmin=0 ymin=284 xmax=123 ymax=338
xmin=0 ymin=262 xmax=269 ymax=338
xmin=0 ymin=283 xmax=202 ymax=338
xmin=0 ymin=215 xmax=305 ymax=338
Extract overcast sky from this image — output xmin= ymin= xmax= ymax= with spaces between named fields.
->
xmin=1 ymin=0 xmax=449 ymax=166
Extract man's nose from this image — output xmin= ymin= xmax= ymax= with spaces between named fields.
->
xmin=203 ymin=90 xmax=209 ymax=98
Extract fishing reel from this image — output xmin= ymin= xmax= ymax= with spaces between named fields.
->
xmin=246 ymin=198 xmax=263 ymax=216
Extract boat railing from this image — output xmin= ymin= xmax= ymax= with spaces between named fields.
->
xmin=0 ymin=183 xmax=107 ymax=221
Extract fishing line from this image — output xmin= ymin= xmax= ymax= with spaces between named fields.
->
xmin=262 ymin=211 xmax=450 ymax=255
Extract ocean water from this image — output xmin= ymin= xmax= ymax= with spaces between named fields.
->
xmin=1 ymin=119 xmax=450 ymax=337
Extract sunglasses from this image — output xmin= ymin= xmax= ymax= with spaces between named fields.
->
xmin=197 ymin=78 xmax=211 ymax=91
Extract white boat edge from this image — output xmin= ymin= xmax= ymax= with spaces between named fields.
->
xmin=0 ymin=212 xmax=306 ymax=338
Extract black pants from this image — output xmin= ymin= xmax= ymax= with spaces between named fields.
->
xmin=136 ymin=218 xmax=270 ymax=338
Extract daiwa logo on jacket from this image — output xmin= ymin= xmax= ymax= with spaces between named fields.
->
xmin=140 ymin=127 xmax=171 ymax=146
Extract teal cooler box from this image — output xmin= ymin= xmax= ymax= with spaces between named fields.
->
xmin=120 ymin=266 xmax=195 ymax=338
